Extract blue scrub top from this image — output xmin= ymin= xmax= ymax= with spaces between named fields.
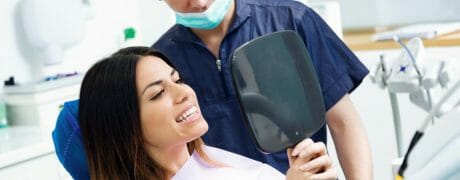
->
xmin=52 ymin=0 xmax=368 ymax=178
xmin=152 ymin=0 xmax=368 ymax=174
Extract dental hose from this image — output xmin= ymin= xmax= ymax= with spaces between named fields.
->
xmin=396 ymin=78 xmax=460 ymax=179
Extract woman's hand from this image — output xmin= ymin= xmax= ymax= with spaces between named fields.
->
xmin=286 ymin=138 xmax=337 ymax=180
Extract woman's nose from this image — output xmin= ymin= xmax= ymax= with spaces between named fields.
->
xmin=172 ymin=83 xmax=190 ymax=104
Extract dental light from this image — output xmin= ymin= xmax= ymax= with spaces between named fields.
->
xmin=20 ymin=0 xmax=94 ymax=65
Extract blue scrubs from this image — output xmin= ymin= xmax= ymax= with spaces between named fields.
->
xmin=52 ymin=0 xmax=368 ymax=178
xmin=153 ymin=0 xmax=368 ymax=173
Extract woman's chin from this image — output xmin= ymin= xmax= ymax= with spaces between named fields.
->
xmin=199 ymin=121 xmax=209 ymax=136
xmin=193 ymin=120 xmax=209 ymax=138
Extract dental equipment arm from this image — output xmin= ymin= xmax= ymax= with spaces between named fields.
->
xmin=405 ymin=106 xmax=460 ymax=180
xmin=370 ymin=37 xmax=455 ymax=156
xmin=370 ymin=55 xmax=404 ymax=156
xmin=397 ymin=78 xmax=460 ymax=179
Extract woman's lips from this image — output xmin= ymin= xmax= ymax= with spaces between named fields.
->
xmin=176 ymin=106 xmax=200 ymax=123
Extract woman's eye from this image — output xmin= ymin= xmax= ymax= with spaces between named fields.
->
xmin=150 ymin=89 xmax=165 ymax=100
xmin=175 ymin=78 xmax=184 ymax=84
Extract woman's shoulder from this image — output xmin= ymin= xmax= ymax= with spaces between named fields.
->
xmin=203 ymin=146 xmax=285 ymax=179
xmin=203 ymin=145 xmax=262 ymax=168
xmin=173 ymin=145 xmax=284 ymax=180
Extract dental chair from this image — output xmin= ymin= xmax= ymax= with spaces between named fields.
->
xmin=52 ymin=100 xmax=89 ymax=179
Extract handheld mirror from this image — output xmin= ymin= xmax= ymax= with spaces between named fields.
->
xmin=231 ymin=30 xmax=325 ymax=153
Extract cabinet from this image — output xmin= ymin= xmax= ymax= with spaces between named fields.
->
xmin=0 ymin=127 xmax=71 ymax=179
xmin=0 ymin=153 xmax=70 ymax=179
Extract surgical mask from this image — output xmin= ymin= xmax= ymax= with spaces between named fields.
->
xmin=175 ymin=0 xmax=232 ymax=30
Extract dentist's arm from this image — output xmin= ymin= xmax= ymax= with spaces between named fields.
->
xmin=326 ymin=94 xmax=373 ymax=179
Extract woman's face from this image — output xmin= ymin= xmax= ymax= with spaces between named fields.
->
xmin=136 ymin=56 xmax=208 ymax=149
xmin=164 ymin=0 xmax=215 ymax=13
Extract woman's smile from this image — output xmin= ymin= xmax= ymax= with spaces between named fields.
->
xmin=176 ymin=105 xmax=201 ymax=124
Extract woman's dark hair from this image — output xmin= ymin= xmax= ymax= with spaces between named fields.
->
xmin=79 ymin=47 xmax=208 ymax=179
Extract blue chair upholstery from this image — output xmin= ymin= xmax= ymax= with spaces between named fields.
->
xmin=51 ymin=100 xmax=89 ymax=180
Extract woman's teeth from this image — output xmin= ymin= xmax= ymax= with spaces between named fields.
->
xmin=176 ymin=106 xmax=198 ymax=123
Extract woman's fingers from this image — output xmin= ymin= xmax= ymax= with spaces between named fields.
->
xmin=289 ymin=138 xmax=315 ymax=167
xmin=287 ymin=148 xmax=296 ymax=166
xmin=308 ymin=166 xmax=338 ymax=180
xmin=299 ymin=154 xmax=332 ymax=172
xmin=290 ymin=139 xmax=328 ymax=169
xmin=297 ymin=142 xmax=327 ymax=161
xmin=286 ymin=139 xmax=337 ymax=180
xmin=291 ymin=138 xmax=314 ymax=157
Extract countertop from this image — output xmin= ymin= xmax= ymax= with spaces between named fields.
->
xmin=343 ymin=30 xmax=460 ymax=51
xmin=0 ymin=126 xmax=54 ymax=168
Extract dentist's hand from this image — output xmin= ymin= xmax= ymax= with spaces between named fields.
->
xmin=286 ymin=138 xmax=337 ymax=180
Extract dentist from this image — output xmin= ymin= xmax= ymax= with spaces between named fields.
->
xmin=152 ymin=0 xmax=373 ymax=179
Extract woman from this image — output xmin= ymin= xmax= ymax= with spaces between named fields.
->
xmin=79 ymin=46 xmax=336 ymax=179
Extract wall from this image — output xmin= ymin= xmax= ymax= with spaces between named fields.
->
xmin=0 ymin=0 xmax=175 ymax=93
xmin=337 ymin=0 xmax=460 ymax=29
xmin=374 ymin=0 xmax=460 ymax=27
